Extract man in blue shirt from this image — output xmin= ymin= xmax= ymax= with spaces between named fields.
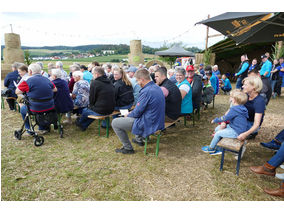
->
xmin=126 ymin=66 xmax=141 ymax=106
xmin=205 ymin=66 xmax=218 ymax=95
xmin=112 ymin=68 xmax=165 ymax=154
xmin=213 ymin=65 xmax=221 ymax=76
xmin=199 ymin=64 xmax=205 ymax=76
xmin=275 ymin=57 xmax=284 ymax=96
xmin=259 ymin=55 xmax=272 ymax=78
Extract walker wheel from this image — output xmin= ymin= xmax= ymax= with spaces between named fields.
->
xmin=34 ymin=136 xmax=44 ymax=146
xmin=14 ymin=130 xmax=22 ymax=140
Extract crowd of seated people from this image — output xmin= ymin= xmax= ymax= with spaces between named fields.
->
xmin=3 ymin=55 xmax=283 ymax=197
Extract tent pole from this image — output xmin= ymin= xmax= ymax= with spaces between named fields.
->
xmin=205 ymin=14 xmax=210 ymax=50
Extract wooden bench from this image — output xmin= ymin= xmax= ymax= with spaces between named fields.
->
xmin=144 ymin=117 xmax=184 ymax=157
xmin=218 ymin=138 xmax=247 ymax=176
xmin=88 ymin=111 xmax=120 ymax=138
xmin=87 ymin=106 xmax=135 ymax=138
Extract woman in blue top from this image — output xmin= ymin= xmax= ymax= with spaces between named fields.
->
xmin=238 ymin=76 xmax=266 ymax=141
xmin=175 ymin=67 xmax=193 ymax=114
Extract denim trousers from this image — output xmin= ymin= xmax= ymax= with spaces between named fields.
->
xmin=78 ymin=108 xmax=103 ymax=130
xmin=20 ymin=105 xmax=46 ymax=130
xmin=209 ymin=124 xmax=239 ymax=149
xmin=270 ymin=80 xmax=277 ymax=92
xmin=268 ymin=142 xmax=284 ymax=167
xmin=275 ymin=129 xmax=284 ymax=143
xmin=236 ymin=77 xmax=243 ymax=89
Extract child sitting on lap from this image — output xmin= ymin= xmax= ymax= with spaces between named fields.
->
xmin=202 ymin=89 xmax=248 ymax=155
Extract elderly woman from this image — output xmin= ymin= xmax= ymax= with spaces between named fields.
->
xmin=175 ymin=67 xmax=193 ymax=115
xmin=238 ymin=76 xmax=266 ymax=141
xmin=51 ymin=68 xmax=73 ymax=114
xmin=72 ymin=71 xmax=90 ymax=115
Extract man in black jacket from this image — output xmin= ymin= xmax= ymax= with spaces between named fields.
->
xmin=76 ymin=67 xmax=115 ymax=131
xmin=154 ymin=67 xmax=181 ymax=122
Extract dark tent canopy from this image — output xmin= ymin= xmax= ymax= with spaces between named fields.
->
xmin=196 ymin=12 xmax=284 ymax=44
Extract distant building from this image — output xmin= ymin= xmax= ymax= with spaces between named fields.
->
xmin=102 ymin=50 xmax=115 ymax=55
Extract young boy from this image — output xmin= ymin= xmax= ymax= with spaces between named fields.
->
xmin=201 ymin=75 xmax=214 ymax=109
xmin=202 ymin=89 xmax=248 ymax=155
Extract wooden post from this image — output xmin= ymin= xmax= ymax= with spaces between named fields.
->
xmin=205 ymin=14 xmax=210 ymax=50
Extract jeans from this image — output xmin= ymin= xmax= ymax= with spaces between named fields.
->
xmin=209 ymin=124 xmax=239 ymax=149
xmin=20 ymin=105 xmax=47 ymax=130
xmin=268 ymin=142 xmax=284 ymax=167
xmin=78 ymin=108 xmax=103 ymax=130
xmin=275 ymin=130 xmax=284 ymax=143
xmin=111 ymin=117 xmax=135 ymax=150
xmin=270 ymin=79 xmax=277 ymax=93
xmin=236 ymin=77 xmax=243 ymax=89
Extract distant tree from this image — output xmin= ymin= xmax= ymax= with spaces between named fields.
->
xmin=24 ymin=50 xmax=32 ymax=65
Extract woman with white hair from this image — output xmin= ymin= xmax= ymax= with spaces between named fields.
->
xmin=51 ymin=69 xmax=73 ymax=114
xmin=55 ymin=61 xmax=69 ymax=82
xmin=71 ymin=71 xmax=90 ymax=114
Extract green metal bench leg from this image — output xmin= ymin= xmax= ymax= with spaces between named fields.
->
xmin=1 ymin=96 xmax=5 ymax=109
xmin=192 ymin=113 xmax=195 ymax=126
xmin=184 ymin=116 xmax=187 ymax=126
xmin=57 ymin=113 xmax=62 ymax=134
xmin=155 ymin=134 xmax=161 ymax=157
xmin=144 ymin=137 xmax=148 ymax=155
xmin=98 ymin=120 xmax=101 ymax=136
xmin=105 ymin=117 xmax=110 ymax=138
xmin=220 ymin=148 xmax=225 ymax=172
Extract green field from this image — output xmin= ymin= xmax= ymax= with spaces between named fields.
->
xmin=1 ymin=84 xmax=284 ymax=201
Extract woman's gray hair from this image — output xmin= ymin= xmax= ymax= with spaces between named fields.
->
xmin=175 ymin=66 xmax=186 ymax=76
xmin=69 ymin=64 xmax=80 ymax=72
xmin=56 ymin=61 xmax=63 ymax=69
xmin=51 ymin=68 xmax=62 ymax=79
xmin=36 ymin=62 xmax=44 ymax=69
xmin=72 ymin=71 xmax=83 ymax=79
xmin=112 ymin=64 xmax=120 ymax=72
xmin=28 ymin=63 xmax=41 ymax=75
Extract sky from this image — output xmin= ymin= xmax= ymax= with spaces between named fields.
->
xmin=0 ymin=0 xmax=283 ymax=50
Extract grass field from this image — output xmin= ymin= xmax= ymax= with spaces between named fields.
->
xmin=1 ymin=84 xmax=284 ymax=201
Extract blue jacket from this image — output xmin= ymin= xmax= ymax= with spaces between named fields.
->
xmin=210 ymin=75 xmax=219 ymax=95
xmin=52 ymin=78 xmax=74 ymax=113
xmin=4 ymin=70 xmax=21 ymax=98
xmin=128 ymin=81 xmax=165 ymax=138
xmin=213 ymin=105 xmax=249 ymax=135
xmin=176 ymin=79 xmax=193 ymax=114
xmin=260 ymin=60 xmax=272 ymax=78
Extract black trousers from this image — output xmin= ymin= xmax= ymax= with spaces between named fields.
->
xmin=275 ymin=77 xmax=282 ymax=96
xmin=6 ymin=98 xmax=15 ymax=110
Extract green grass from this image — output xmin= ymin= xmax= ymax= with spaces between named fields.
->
xmin=1 ymin=85 xmax=284 ymax=201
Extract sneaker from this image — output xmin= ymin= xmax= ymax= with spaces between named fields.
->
xmin=260 ymin=140 xmax=281 ymax=150
xmin=201 ymin=146 xmax=215 ymax=153
xmin=115 ymin=147 xmax=134 ymax=154
xmin=210 ymin=150 xmax=223 ymax=155
xmin=280 ymin=165 xmax=284 ymax=169
xmin=132 ymin=138 xmax=144 ymax=146
xmin=275 ymin=173 xmax=284 ymax=180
